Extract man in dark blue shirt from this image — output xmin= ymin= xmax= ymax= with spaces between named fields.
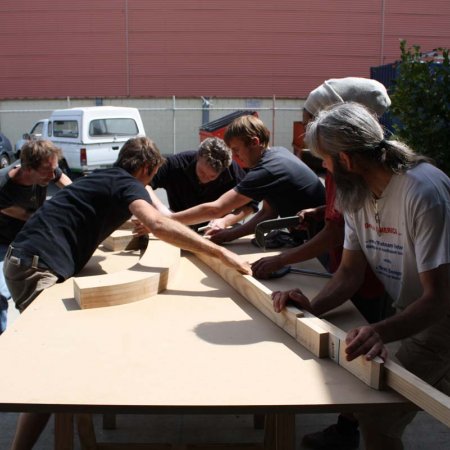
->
xmin=172 ymin=116 xmax=325 ymax=244
xmin=150 ymin=137 xmax=257 ymax=231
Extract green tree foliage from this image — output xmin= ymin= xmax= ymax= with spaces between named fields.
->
xmin=390 ymin=41 xmax=450 ymax=174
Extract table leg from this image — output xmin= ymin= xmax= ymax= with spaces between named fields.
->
xmin=77 ymin=413 xmax=98 ymax=449
xmin=263 ymin=413 xmax=295 ymax=450
xmin=54 ymin=413 xmax=74 ymax=450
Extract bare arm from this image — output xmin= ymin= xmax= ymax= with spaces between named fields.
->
xmin=204 ymin=204 xmax=257 ymax=235
xmin=0 ymin=172 xmax=71 ymax=221
xmin=171 ymin=189 xmax=252 ymax=226
xmin=345 ymin=264 xmax=450 ymax=361
xmin=55 ymin=173 xmax=72 ymax=188
xmin=209 ymin=200 xmax=277 ymax=244
xmin=145 ymin=186 xmax=172 ymax=216
xmin=0 ymin=206 xmax=31 ymax=221
xmin=271 ymin=248 xmax=366 ymax=314
xmin=129 ymin=199 xmax=252 ymax=275
xmin=252 ymin=218 xmax=344 ymax=278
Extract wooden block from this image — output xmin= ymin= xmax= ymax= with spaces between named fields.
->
xmin=102 ymin=230 xmax=142 ymax=251
xmin=295 ymin=317 xmax=329 ymax=358
xmin=74 ymin=270 xmax=168 ymax=309
xmin=300 ymin=310 xmax=340 ymax=362
xmin=74 ymin=239 xmax=180 ymax=309
xmin=118 ymin=219 xmax=135 ymax=230
xmin=308 ymin=316 xmax=384 ymax=389
xmin=327 ymin=333 xmax=340 ymax=364
xmin=338 ymin=343 xmax=384 ymax=389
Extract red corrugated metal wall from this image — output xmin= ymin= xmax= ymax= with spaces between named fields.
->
xmin=1 ymin=0 xmax=449 ymax=100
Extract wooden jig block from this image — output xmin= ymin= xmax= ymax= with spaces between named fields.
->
xmin=102 ymin=230 xmax=143 ymax=252
xmin=295 ymin=317 xmax=329 ymax=358
xmin=74 ymin=238 xmax=180 ymax=309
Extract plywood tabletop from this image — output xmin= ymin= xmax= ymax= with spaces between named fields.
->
xmin=0 ymin=238 xmax=406 ymax=413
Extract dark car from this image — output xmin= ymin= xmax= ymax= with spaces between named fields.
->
xmin=0 ymin=132 xmax=18 ymax=168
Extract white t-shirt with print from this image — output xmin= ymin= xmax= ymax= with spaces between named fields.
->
xmin=344 ymin=163 xmax=450 ymax=310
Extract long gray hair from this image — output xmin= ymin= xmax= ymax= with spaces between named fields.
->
xmin=305 ymin=103 xmax=430 ymax=212
xmin=305 ymin=102 xmax=429 ymax=174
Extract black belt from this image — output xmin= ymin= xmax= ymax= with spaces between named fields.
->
xmin=6 ymin=246 xmax=51 ymax=270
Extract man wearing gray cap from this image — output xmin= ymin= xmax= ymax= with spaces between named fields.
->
xmin=303 ymin=77 xmax=391 ymax=120
xmin=252 ymin=77 xmax=391 ymax=450
xmin=272 ymin=101 xmax=450 ymax=450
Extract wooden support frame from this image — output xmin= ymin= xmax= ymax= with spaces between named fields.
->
xmin=73 ymin=238 xmax=180 ymax=309
xmin=74 ymin=412 xmax=293 ymax=450
xmin=194 ymin=251 xmax=450 ymax=426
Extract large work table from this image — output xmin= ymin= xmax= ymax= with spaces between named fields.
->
xmin=0 ymin=237 xmax=408 ymax=449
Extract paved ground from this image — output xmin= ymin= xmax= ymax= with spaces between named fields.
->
xmin=1 ymin=409 xmax=449 ymax=449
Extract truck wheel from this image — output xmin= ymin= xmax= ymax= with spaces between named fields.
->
xmin=0 ymin=153 xmax=10 ymax=169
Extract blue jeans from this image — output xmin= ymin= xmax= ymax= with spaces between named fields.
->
xmin=0 ymin=244 xmax=12 ymax=334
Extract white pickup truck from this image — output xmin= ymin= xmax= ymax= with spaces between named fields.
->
xmin=16 ymin=106 xmax=146 ymax=177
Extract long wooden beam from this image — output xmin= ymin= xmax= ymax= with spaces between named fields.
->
xmin=194 ymin=251 xmax=450 ymax=426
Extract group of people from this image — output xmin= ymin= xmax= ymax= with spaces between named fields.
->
xmin=1 ymin=77 xmax=449 ymax=450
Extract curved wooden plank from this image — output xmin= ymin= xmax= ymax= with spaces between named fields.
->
xmin=73 ymin=238 xmax=180 ymax=309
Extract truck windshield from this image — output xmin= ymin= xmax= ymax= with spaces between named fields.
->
xmin=89 ymin=118 xmax=139 ymax=137
xmin=53 ymin=120 xmax=78 ymax=138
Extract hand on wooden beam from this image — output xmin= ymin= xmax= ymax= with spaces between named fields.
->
xmin=345 ymin=325 xmax=388 ymax=362
xmin=271 ymin=288 xmax=313 ymax=313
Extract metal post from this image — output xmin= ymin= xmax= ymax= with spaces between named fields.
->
xmin=201 ymin=96 xmax=210 ymax=125
xmin=125 ymin=0 xmax=130 ymax=97
xmin=172 ymin=95 xmax=176 ymax=154
xmin=272 ymin=94 xmax=276 ymax=147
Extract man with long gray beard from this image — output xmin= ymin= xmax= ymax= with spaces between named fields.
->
xmin=272 ymin=102 xmax=450 ymax=450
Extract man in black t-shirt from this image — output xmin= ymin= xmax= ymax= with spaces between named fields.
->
xmin=150 ymin=137 xmax=257 ymax=231
xmin=5 ymin=137 xmax=251 ymax=313
xmin=0 ymin=139 xmax=71 ymax=333
xmin=5 ymin=136 xmax=252 ymax=450
xmin=172 ymin=115 xmax=325 ymax=244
